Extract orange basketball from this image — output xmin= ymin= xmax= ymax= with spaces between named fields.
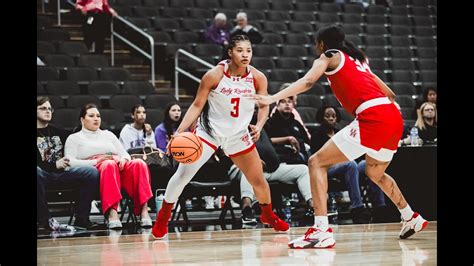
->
xmin=169 ymin=132 xmax=203 ymax=164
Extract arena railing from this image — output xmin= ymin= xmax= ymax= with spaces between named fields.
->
xmin=174 ymin=49 xmax=214 ymax=101
xmin=60 ymin=0 xmax=155 ymax=85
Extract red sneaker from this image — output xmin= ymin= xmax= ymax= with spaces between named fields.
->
xmin=260 ymin=212 xmax=290 ymax=232
xmin=152 ymin=201 xmax=173 ymax=240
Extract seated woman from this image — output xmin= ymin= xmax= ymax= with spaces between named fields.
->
xmin=65 ymin=103 xmax=153 ymax=229
xmin=154 ymin=102 xmax=183 ymax=152
xmin=119 ymin=104 xmax=157 ymax=150
xmin=415 ymin=102 xmax=437 ymax=145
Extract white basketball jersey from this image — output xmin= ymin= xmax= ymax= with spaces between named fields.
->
xmin=200 ymin=60 xmax=256 ymax=137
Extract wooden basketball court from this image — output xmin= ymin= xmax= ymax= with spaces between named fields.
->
xmin=37 ymin=221 xmax=436 ymax=264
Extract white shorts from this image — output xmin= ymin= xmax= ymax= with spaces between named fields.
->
xmin=195 ymin=125 xmax=256 ymax=157
xmin=332 ymin=119 xmax=397 ymax=162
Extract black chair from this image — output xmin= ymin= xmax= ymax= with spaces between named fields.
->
xmin=412 ymin=16 xmax=434 ymax=27
xmin=266 ymin=10 xmax=292 ymax=22
xmin=417 ymin=59 xmax=437 ymax=71
xmin=281 ymin=45 xmax=308 ymax=58
xmin=261 ymin=33 xmax=284 ymax=45
xmin=46 ymin=95 xmax=66 ymax=109
xmin=345 ymin=34 xmax=362 ymax=47
xmin=126 ymin=17 xmax=152 ymax=30
xmin=366 ymin=5 xmax=387 ymax=15
xmin=337 ymin=107 xmax=355 ymax=122
xmin=144 ymin=94 xmax=177 ymax=109
xmin=413 ymin=26 xmax=436 ymax=37
xmin=411 ymin=7 xmax=431 ymax=17
xmin=389 ymin=15 xmax=412 ymax=26
xmin=252 ymin=44 xmax=280 ymax=57
xmin=390 ymin=25 xmax=412 ymax=36
xmin=160 ymin=7 xmax=187 ymax=19
xmin=322 ymin=94 xmax=342 ymax=107
xmin=195 ymin=0 xmax=220 ymax=9
xmin=153 ymin=18 xmax=181 ymax=33
xmin=391 ymin=47 xmax=414 ymax=59
xmin=221 ymin=0 xmax=244 ymax=9
xmin=271 ymin=1 xmax=294 ymax=11
xmin=268 ymin=81 xmax=284 ymax=94
xmin=285 ymin=33 xmax=311 ymax=45
xmin=66 ymin=67 xmax=99 ymax=83
xmin=38 ymin=66 xmax=60 ymax=82
xmin=391 ymin=82 xmax=417 ymax=96
xmin=247 ymin=0 xmax=269 ymax=10
xmin=37 ymin=41 xmax=55 ymax=55
xmin=292 ymin=11 xmax=316 ymax=22
xmin=38 ymin=82 xmax=47 ymax=95
xmin=303 ymin=83 xmax=326 ymax=96
xmin=343 ymin=3 xmax=364 ymax=13
xmin=51 ymin=108 xmax=81 ymax=131
xmin=88 ymin=81 xmax=121 ymax=99
xmin=395 ymin=95 xmax=416 ymax=108
xmin=365 ymin=46 xmax=389 ymax=59
xmin=419 ymin=70 xmax=437 ymax=83
xmin=269 ymin=69 xmax=299 ymax=82
xmin=44 ymin=54 xmax=75 ymax=69
xmin=340 ymin=24 xmax=363 ymax=35
xmin=365 ymin=15 xmax=387 ymax=25
xmin=390 ymin=36 xmax=412 ymax=47
xmin=188 ymin=8 xmax=214 ymax=19
xmin=109 ymin=95 xmax=143 ymax=113
xmin=391 ymin=70 xmax=417 ymax=83
xmin=58 ymin=42 xmax=89 ymax=58
xmin=341 ymin=14 xmax=363 ymax=24
xmin=416 ymin=48 xmax=437 ymax=59
xmin=100 ymin=108 xmax=125 ymax=131
xmin=100 ymin=67 xmax=131 ymax=82
xmin=365 ymin=25 xmax=388 ymax=36
xmin=173 ymin=31 xmax=199 ymax=44
xmin=122 ymin=81 xmax=156 ymax=98
xmin=288 ymin=22 xmax=314 ymax=34
xmin=67 ymin=95 xmax=102 ymax=108
xmin=320 ymin=2 xmax=341 ymax=13
xmin=78 ymin=54 xmax=110 ymax=69
xmin=262 ymin=21 xmax=288 ymax=33
xmin=276 ymin=57 xmax=305 ymax=70
xmin=414 ymin=36 xmax=436 ymax=48
xmin=368 ymin=58 xmax=388 ymax=71
xmin=295 ymin=107 xmax=318 ymax=124
xmin=132 ymin=6 xmax=159 ymax=18
xmin=39 ymin=29 xmax=70 ymax=42
xmin=252 ymin=57 xmax=276 ymax=70
xmin=391 ymin=58 xmax=416 ymax=71
xmin=144 ymin=108 xmax=164 ymax=129
xmin=297 ymin=95 xmax=323 ymax=109
xmin=181 ymin=18 xmax=207 ymax=34
xmin=45 ymin=186 xmax=78 ymax=225
xmin=317 ymin=12 xmax=341 ymax=23
xmin=365 ymin=35 xmax=388 ymax=47
xmin=390 ymin=6 xmax=409 ymax=16
xmin=46 ymin=80 xmax=81 ymax=97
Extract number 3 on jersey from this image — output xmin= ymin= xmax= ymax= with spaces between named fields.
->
xmin=230 ymin=97 xmax=240 ymax=118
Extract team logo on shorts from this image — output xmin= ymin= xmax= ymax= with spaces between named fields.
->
xmin=241 ymin=134 xmax=252 ymax=146
xmin=349 ymin=128 xmax=358 ymax=138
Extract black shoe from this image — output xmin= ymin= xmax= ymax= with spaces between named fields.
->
xmin=241 ymin=206 xmax=257 ymax=225
xmin=251 ymin=201 xmax=261 ymax=216
xmin=74 ymin=218 xmax=100 ymax=230
xmin=351 ymin=206 xmax=372 ymax=224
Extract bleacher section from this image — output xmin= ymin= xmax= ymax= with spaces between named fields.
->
xmin=38 ymin=0 xmax=436 ymax=131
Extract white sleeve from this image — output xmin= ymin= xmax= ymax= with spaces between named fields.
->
xmin=64 ymin=134 xmax=97 ymax=167
xmin=108 ymin=131 xmax=131 ymax=160
xmin=119 ymin=126 xmax=132 ymax=151
xmin=145 ymin=131 xmax=157 ymax=148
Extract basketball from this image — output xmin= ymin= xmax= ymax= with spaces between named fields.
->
xmin=169 ymin=132 xmax=203 ymax=164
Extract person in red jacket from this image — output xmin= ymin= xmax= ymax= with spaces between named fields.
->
xmin=76 ymin=0 xmax=118 ymax=54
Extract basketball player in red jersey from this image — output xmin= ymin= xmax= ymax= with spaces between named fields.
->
xmin=151 ymin=35 xmax=289 ymax=239
xmin=250 ymin=25 xmax=428 ymax=248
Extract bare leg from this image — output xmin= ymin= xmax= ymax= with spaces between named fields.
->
xmin=231 ymin=149 xmax=271 ymax=204
xmin=364 ymin=155 xmax=408 ymax=209
xmin=141 ymin=202 xmax=150 ymax=219
xmin=308 ymin=139 xmax=349 ymax=216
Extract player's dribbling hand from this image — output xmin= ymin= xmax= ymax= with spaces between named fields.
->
xmin=249 ymin=124 xmax=261 ymax=142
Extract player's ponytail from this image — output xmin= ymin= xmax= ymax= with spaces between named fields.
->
xmin=200 ymin=102 xmax=214 ymax=137
xmin=316 ymin=24 xmax=367 ymax=63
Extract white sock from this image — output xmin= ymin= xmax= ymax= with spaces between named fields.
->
xmin=313 ymin=216 xmax=329 ymax=231
xmin=399 ymin=205 xmax=414 ymax=220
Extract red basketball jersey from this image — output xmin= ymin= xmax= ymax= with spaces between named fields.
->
xmin=324 ymin=49 xmax=386 ymax=115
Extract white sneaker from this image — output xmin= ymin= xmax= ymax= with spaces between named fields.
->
xmin=230 ymin=196 xmax=240 ymax=208
xmin=204 ymin=196 xmax=215 ymax=209
xmin=90 ymin=200 xmax=101 ymax=214
xmin=399 ymin=212 xmax=428 ymax=239
xmin=288 ymin=227 xmax=336 ymax=249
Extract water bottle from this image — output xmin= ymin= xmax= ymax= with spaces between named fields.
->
xmin=410 ymin=127 xmax=419 ymax=147
xmin=155 ymin=189 xmax=165 ymax=212
xmin=283 ymin=198 xmax=292 ymax=222
xmin=327 ymin=196 xmax=338 ymax=225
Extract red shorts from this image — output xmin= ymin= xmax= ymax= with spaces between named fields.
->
xmin=333 ymin=98 xmax=403 ymax=161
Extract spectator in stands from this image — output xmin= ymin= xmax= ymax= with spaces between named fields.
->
xmin=415 ymin=102 xmax=437 ymax=145
xmin=265 ymin=96 xmax=311 ymax=164
xmin=154 ymin=102 xmax=183 ymax=152
xmin=65 ymin=103 xmax=153 ymax=229
xmin=37 ymin=96 xmax=100 ymax=230
xmin=270 ymin=83 xmax=311 ymax=140
xmin=230 ymin=12 xmax=263 ymax=44
xmin=75 ymin=0 xmax=118 ymax=54
xmin=415 ymin=86 xmax=437 ymax=117
xmin=229 ymin=111 xmax=313 ymax=224
xmin=205 ymin=13 xmax=231 ymax=47
xmin=119 ymin=104 xmax=156 ymax=150
xmin=311 ymin=106 xmax=371 ymax=224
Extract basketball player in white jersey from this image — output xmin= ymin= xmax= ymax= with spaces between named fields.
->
xmin=152 ymin=35 xmax=289 ymax=239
